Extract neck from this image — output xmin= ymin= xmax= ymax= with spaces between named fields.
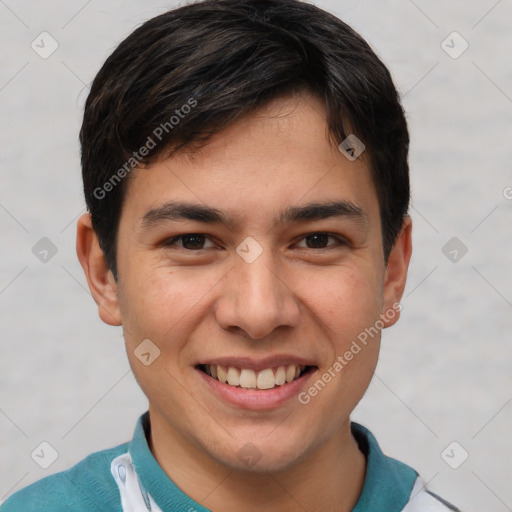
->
xmin=148 ymin=409 xmax=366 ymax=512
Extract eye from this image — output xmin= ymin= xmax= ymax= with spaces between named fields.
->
xmin=164 ymin=234 xmax=217 ymax=250
xmin=295 ymin=232 xmax=346 ymax=249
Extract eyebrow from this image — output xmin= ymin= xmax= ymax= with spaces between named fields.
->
xmin=278 ymin=201 xmax=367 ymax=226
xmin=140 ymin=200 xmax=368 ymax=230
xmin=141 ymin=202 xmax=236 ymax=230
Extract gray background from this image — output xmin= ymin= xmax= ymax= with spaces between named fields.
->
xmin=1 ymin=1 xmax=511 ymax=510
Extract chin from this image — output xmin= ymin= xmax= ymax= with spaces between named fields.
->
xmin=211 ymin=435 xmax=311 ymax=474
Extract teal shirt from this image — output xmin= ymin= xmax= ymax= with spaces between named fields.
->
xmin=1 ymin=412 xmax=428 ymax=512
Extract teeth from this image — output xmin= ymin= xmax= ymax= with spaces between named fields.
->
xmin=239 ymin=369 xmax=256 ymax=389
xmin=227 ymin=367 xmax=240 ymax=386
xmin=256 ymin=368 xmax=275 ymax=390
xmin=275 ymin=366 xmax=286 ymax=385
xmin=285 ymin=365 xmax=296 ymax=383
xmin=217 ymin=365 xmax=228 ymax=384
xmin=206 ymin=364 xmax=306 ymax=390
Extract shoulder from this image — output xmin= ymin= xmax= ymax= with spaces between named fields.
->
xmin=351 ymin=423 xmax=460 ymax=512
xmin=1 ymin=443 xmax=129 ymax=512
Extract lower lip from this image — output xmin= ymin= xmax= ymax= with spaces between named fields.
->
xmin=196 ymin=367 xmax=317 ymax=410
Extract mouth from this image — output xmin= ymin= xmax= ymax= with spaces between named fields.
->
xmin=196 ymin=364 xmax=316 ymax=391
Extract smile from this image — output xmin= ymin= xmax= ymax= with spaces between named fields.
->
xmin=198 ymin=364 xmax=313 ymax=390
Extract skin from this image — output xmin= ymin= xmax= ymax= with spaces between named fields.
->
xmin=77 ymin=93 xmax=412 ymax=512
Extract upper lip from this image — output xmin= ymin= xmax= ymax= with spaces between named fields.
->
xmin=197 ymin=355 xmax=317 ymax=372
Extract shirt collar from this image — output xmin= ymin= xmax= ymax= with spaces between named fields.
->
xmin=129 ymin=413 xmax=417 ymax=511
xmin=129 ymin=412 xmax=211 ymax=511
xmin=351 ymin=422 xmax=418 ymax=512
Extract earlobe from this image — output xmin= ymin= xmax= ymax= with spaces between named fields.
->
xmin=381 ymin=216 xmax=412 ymax=328
xmin=76 ymin=213 xmax=122 ymax=326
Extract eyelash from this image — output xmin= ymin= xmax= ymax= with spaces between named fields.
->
xmin=163 ymin=232 xmax=348 ymax=251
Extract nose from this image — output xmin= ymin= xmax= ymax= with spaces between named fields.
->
xmin=214 ymin=251 xmax=301 ymax=340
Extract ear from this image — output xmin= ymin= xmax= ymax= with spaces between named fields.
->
xmin=381 ymin=215 xmax=412 ymax=328
xmin=76 ymin=213 xmax=122 ymax=326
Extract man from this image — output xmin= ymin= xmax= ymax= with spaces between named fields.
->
xmin=2 ymin=0 xmax=459 ymax=510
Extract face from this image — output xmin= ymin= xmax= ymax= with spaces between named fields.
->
xmin=80 ymin=93 xmax=411 ymax=473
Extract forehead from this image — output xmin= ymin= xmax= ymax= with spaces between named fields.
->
xmin=121 ymin=93 xmax=379 ymax=228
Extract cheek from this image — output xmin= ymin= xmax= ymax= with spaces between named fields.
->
xmin=117 ymin=265 xmax=221 ymax=349
xmin=309 ymin=271 xmax=383 ymax=399
xmin=301 ymin=266 xmax=383 ymax=339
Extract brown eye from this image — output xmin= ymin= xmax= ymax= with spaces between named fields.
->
xmin=164 ymin=234 xmax=216 ymax=250
xmin=181 ymin=234 xmax=206 ymax=249
xmin=295 ymin=232 xmax=347 ymax=250
xmin=304 ymin=233 xmax=330 ymax=248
